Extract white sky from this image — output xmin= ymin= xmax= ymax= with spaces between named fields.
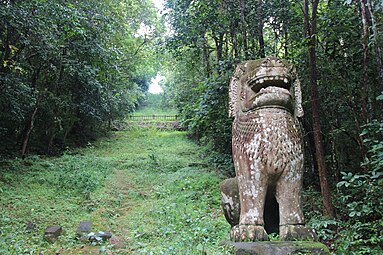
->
xmin=148 ymin=0 xmax=166 ymax=94
xmin=149 ymin=74 xmax=165 ymax=94
xmin=152 ymin=0 xmax=165 ymax=12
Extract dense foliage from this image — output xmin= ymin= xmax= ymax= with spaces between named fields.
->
xmin=162 ymin=0 xmax=383 ymax=173
xmin=160 ymin=0 xmax=383 ymax=253
xmin=0 ymin=0 xmax=163 ymax=156
xmin=1 ymin=0 xmax=383 ymax=253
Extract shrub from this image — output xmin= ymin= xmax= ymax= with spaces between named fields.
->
xmin=334 ymin=119 xmax=383 ymax=254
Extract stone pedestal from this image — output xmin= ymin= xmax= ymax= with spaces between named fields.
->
xmin=224 ymin=241 xmax=330 ymax=255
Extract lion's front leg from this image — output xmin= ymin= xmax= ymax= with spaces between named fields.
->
xmin=231 ymin=154 xmax=269 ymax=241
xmin=276 ymin=160 xmax=317 ymax=241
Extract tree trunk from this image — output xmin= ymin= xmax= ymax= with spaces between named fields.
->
xmin=249 ymin=29 xmax=256 ymax=58
xmin=257 ymin=4 xmax=265 ymax=59
xmin=46 ymin=52 xmax=65 ymax=154
xmin=213 ymin=33 xmax=224 ymax=74
xmin=21 ymin=92 xmax=42 ymax=158
xmin=360 ymin=0 xmax=369 ymax=121
xmin=258 ymin=22 xmax=265 ymax=58
xmin=232 ymin=28 xmax=239 ymax=60
xmin=202 ymin=36 xmax=211 ymax=77
xmin=367 ymin=0 xmax=383 ymax=112
xmin=46 ymin=127 xmax=56 ymax=155
xmin=283 ymin=24 xmax=289 ymax=58
xmin=303 ymin=0 xmax=335 ymax=218
xmin=239 ymin=0 xmax=248 ymax=59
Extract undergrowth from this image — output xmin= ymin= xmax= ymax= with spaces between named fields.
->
xmin=0 ymin=126 xmax=232 ymax=254
xmin=0 ymin=153 xmax=112 ymax=254
xmin=304 ymin=119 xmax=383 ymax=255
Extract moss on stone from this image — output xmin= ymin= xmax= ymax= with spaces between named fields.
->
xmin=224 ymin=241 xmax=330 ymax=255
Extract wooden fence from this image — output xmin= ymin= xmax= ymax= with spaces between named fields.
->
xmin=127 ymin=115 xmax=178 ymax=121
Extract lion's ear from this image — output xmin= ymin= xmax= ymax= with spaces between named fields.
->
xmin=229 ymin=76 xmax=239 ymax=118
xmin=293 ymin=76 xmax=304 ymax=118
xmin=229 ymin=64 xmax=246 ymax=118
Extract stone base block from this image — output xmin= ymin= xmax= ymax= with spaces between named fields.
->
xmin=224 ymin=241 xmax=330 ymax=255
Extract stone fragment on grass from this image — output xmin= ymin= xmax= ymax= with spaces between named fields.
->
xmin=26 ymin=221 xmax=36 ymax=231
xmin=44 ymin=225 xmax=62 ymax=242
xmin=89 ymin=231 xmax=112 ymax=242
xmin=76 ymin=221 xmax=92 ymax=241
xmin=77 ymin=221 xmax=92 ymax=234
xmin=96 ymin=231 xmax=112 ymax=241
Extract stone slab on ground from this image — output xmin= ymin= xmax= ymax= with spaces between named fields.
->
xmin=44 ymin=225 xmax=62 ymax=242
xmin=224 ymin=241 xmax=330 ymax=255
xmin=77 ymin=221 xmax=92 ymax=235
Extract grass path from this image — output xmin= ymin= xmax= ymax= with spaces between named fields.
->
xmin=1 ymin=126 xmax=231 ymax=254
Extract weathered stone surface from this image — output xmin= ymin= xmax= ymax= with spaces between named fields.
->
xmin=220 ymin=177 xmax=240 ymax=227
xmin=224 ymin=241 xmax=330 ymax=255
xmin=77 ymin=221 xmax=92 ymax=235
xmin=89 ymin=231 xmax=112 ymax=242
xmin=224 ymin=57 xmax=315 ymax=242
xmin=76 ymin=221 xmax=92 ymax=241
xmin=44 ymin=225 xmax=62 ymax=242
xmin=221 ymin=178 xmax=280 ymax=234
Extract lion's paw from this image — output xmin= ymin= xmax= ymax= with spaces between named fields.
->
xmin=230 ymin=224 xmax=269 ymax=242
xmin=280 ymin=225 xmax=317 ymax=241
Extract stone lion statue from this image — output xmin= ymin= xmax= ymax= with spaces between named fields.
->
xmin=221 ymin=57 xmax=316 ymax=242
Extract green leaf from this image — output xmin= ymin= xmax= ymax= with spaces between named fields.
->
xmin=371 ymin=171 xmax=383 ymax=179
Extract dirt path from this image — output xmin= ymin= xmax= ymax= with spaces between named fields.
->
xmin=62 ymin=128 xmax=230 ymax=254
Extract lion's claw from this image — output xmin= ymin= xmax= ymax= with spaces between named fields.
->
xmin=280 ymin=225 xmax=317 ymax=241
xmin=231 ymin=225 xmax=269 ymax=242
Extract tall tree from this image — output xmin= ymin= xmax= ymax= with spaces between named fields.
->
xmin=303 ymin=0 xmax=335 ymax=217
xmin=359 ymin=0 xmax=370 ymax=121
xmin=239 ymin=0 xmax=248 ymax=59
xmin=366 ymin=0 xmax=383 ymax=112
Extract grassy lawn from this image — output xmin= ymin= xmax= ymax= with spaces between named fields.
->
xmin=0 ymin=125 xmax=231 ymax=254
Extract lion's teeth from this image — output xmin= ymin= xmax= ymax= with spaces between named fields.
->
xmin=259 ymin=78 xmax=264 ymax=84
xmin=284 ymin=78 xmax=288 ymax=83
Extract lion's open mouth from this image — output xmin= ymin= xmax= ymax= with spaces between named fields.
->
xmin=250 ymin=75 xmax=291 ymax=93
xmin=245 ymin=57 xmax=292 ymax=93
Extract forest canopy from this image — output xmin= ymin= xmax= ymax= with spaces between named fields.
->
xmin=0 ymin=0 xmax=163 ymax=156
